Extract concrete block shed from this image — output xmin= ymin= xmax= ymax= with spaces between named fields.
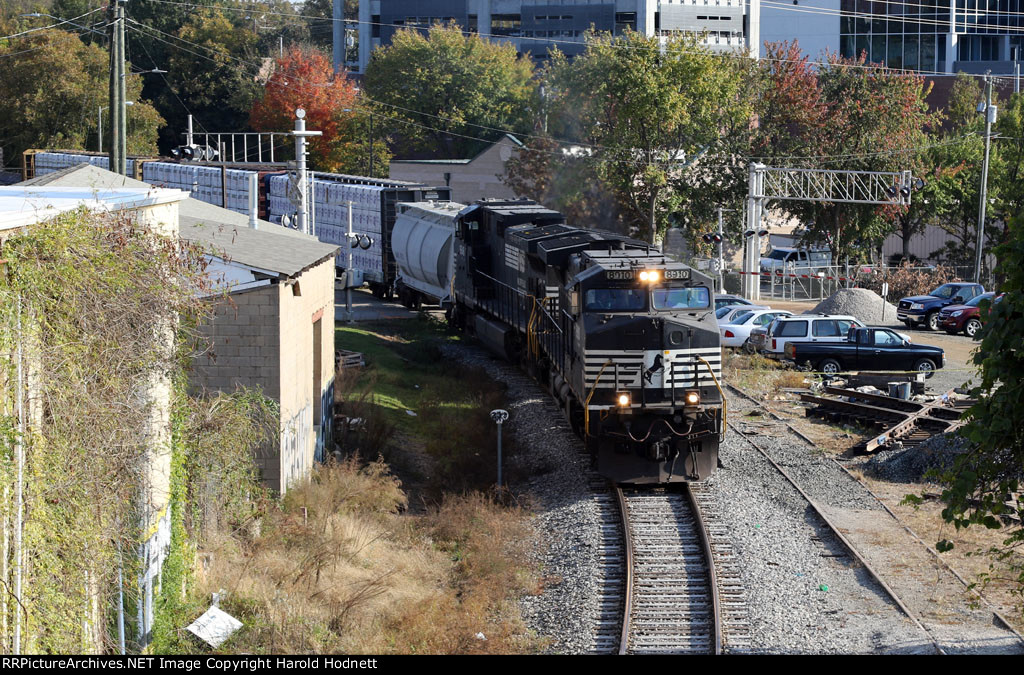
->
xmin=20 ymin=164 xmax=340 ymax=495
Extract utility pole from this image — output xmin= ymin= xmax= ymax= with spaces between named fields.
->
xmin=107 ymin=0 xmax=127 ymax=175
xmin=974 ymin=73 xmax=995 ymax=285
xmin=332 ymin=0 xmax=343 ymax=73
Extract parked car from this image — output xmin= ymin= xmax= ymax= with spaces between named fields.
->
xmin=720 ymin=309 xmax=793 ymax=350
xmin=938 ymin=292 xmax=1004 ymax=337
xmin=762 ymin=314 xmax=866 ymax=357
xmin=714 ymin=294 xmax=755 ymax=311
xmin=760 ymin=246 xmax=832 ymax=274
xmin=785 ymin=327 xmax=944 ymax=376
xmin=716 ymin=304 xmax=770 ymax=325
xmin=897 ymin=282 xmax=985 ymax=331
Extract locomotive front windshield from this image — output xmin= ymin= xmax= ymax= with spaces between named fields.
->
xmin=652 ymin=286 xmax=710 ymax=310
xmin=585 ymin=288 xmax=647 ymax=312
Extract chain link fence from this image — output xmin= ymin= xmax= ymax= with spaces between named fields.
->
xmin=706 ymin=261 xmax=981 ymax=303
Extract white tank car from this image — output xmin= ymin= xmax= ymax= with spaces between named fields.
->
xmin=391 ymin=200 xmax=466 ymax=309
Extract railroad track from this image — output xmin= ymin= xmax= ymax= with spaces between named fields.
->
xmin=725 ymin=382 xmax=1024 ymax=653
xmin=618 ymin=486 xmax=718 ymax=654
xmin=498 ymin=370 xmax=752 ymax=655
xmin=615 ymin=484 xmax=751 ymax=655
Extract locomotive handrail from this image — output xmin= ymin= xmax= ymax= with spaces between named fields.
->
xmin=472 ymin=269 xmax=530 ymax=298
xmin=695 ymin=355 xmax=727 ymax=441
xmin=584 ymin=359 xmax=614 ymax=439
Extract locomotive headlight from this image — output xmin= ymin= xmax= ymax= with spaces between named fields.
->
xmin=684 ymin=390 xmax=700 ymax=406
xmin=638 ymin=269 xmax=659 ymax=283
xmin=617 ymin=393 xmax=631 ymax=407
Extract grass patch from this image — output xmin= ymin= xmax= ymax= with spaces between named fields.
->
xmin=335 ymin=318 xmax=517 ymax=495
xmin=724 ymin=351 xmax=811 ymax=400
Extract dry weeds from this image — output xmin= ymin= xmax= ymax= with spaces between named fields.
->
xmin=195 ymin=458 xmax=539 ymax=654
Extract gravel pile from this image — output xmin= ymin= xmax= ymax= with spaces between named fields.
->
xmin=810 ymin=287 xmax=899 ymax=324
xmin=439 ymin=342 xmax=604 ymax=654
xmin=864 ymin=433 xmax=970 ymax=483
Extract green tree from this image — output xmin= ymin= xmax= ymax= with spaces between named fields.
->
xmin=929 ymin=214 xmax=1024 ymax=606
xmin=0 ymin=29 xmax=163 ymax=162
xmin=756 ymin=49 xmax=939 ymax=264
xmin=302 ymin=0 xmax=358 ymax=51
xmin=993 ymin=92 xmax=1024 ymax=241
xmin=363 ymin=23 xmax=535 ymax=158
xmin=503 ymin=132 xmax=629 ymax=233
xmin=544 ymin=30 xmax=752 ymax=244
xmin=920 ymin=74 xmax=1001 ymax=274
xmin=159 ymin=7 xmax=261 ymax=150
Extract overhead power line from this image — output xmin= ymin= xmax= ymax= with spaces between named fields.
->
xmin=123 ymin=18 xmax=978 ymax=172
xmin=131 ymin=0 xmax=1024 ymax=78
xmin=0 ymin=8 xmax=106 ymax=40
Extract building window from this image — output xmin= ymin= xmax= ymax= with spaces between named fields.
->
xmin=371 ymin=15 xmax=380 ymax=38
xmin=614 ymin=12 xmax=637 ymax=34
xmin=492 ymin=14 xmax=522 ymax=36
xmin=958 ymin=35 xmax=1000 ymax=61
xmin=468 ymin=14 xmax=477 ymax=33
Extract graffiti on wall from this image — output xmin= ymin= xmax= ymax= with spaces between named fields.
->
xmin=281 ymin=404 xmax=312 ymax=492
xmin=315 ymin=379 xmax=334 ymax=464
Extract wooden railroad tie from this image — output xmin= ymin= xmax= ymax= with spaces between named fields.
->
xmin=798 ymin=387 xmax=974 ymax=453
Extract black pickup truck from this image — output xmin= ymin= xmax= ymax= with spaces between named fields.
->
xmin=784 ymin=327 xmax=945 ymax=376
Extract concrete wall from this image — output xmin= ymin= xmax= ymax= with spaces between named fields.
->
xmin=275 ymin=257 xmax=337 ymax=493
xmin=193 ymin=284 xmax=283 ymax=488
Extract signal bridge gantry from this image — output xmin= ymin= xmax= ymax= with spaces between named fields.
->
xmin=741 ymin=164 xmax=921 ymax=300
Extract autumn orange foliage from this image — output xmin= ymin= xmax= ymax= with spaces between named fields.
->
xmin=249 ymin=46 xmax=358 ymax=171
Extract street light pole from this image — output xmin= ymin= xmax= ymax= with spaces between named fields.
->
xmin=490 ymin=409 xmax=509 ymax=488
xmin=974 ymin=73 xmax=995 ymax=284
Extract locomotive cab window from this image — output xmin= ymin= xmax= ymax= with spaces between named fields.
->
xmin=652 ymin=286 xmax=710 ymax=310
xmin=584 ymin=288 xmax=646 ymax=312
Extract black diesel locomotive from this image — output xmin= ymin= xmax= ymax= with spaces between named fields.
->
xmin=448 ymin=200 xmax=724 ymax=483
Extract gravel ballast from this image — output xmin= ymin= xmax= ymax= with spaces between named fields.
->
xmin=439 ymin=335 xmax=1024 ymax=654
xmin=864 ymin=432 xmax=970 ymax=483
xmin=811 ymin=288 xmax=898 ymax=324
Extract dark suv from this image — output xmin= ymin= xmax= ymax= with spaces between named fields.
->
xmin=897 ymin=283 xmax=985 ymax=331
xmin=938 ymin=292 xmax=1003 ymax=337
